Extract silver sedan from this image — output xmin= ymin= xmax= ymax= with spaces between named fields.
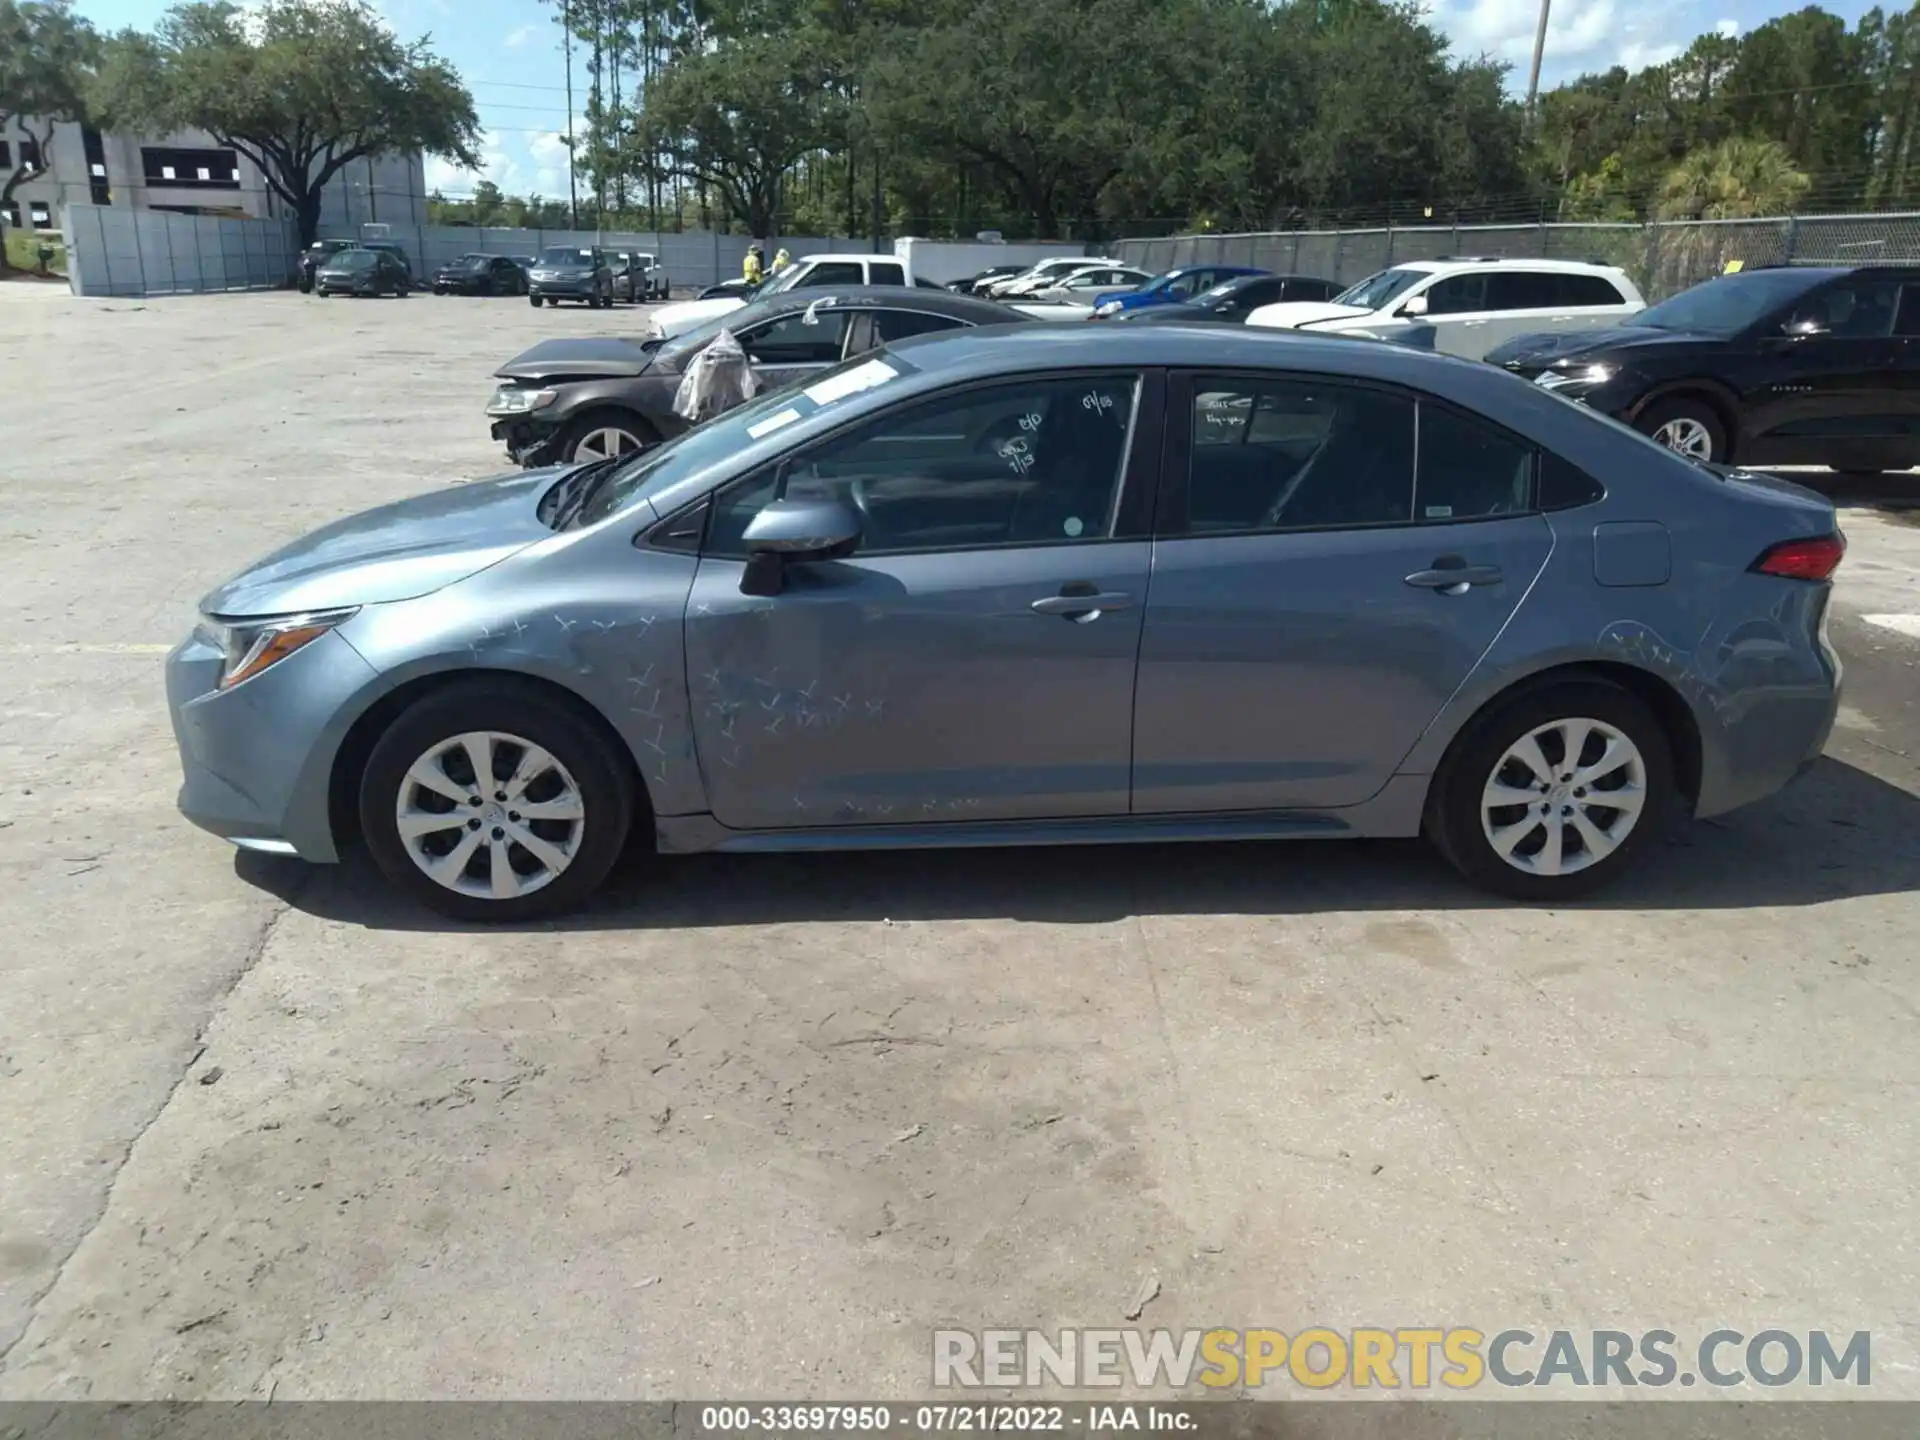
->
xmin=166 ymin=326 xmax=1843 ymax=920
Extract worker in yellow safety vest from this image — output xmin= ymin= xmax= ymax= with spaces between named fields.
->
xmin=773 ymin=246 xmax=792 ymax=274
xmin=743 ymin=243 xmax=764 ymax=285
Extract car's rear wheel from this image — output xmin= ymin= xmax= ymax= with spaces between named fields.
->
xmin=1427 ymin=680 xmax=1673 ymax=901
xmin=560 ymin=411 xmax=652 ymax=464
xmin=1636 ymin=397 xmax=1725 ymax=463
xmin=360 ymin=681 xmax=634 ymax=921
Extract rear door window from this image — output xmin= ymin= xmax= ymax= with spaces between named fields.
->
xmin=1487 ymin=271 xmax=1570 ymax=311
xmin=798 ymin=262 xmax=865 ymax=287
xmin=867 ymin=261 xmax=906 ymax=285
xmin=873 ymin=310 xmax=968 ymax=343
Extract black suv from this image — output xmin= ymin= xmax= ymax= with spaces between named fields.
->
xmin=1487 ymin=264 xmax=1920 ymax=472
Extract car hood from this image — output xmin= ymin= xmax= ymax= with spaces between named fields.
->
xmin=317 ymin=263 xmax=376 ymax=278
xmin=650 ymin=296 xmax=745 ymax=337
xmin=495 ymin=337 xmax=657 ymax=382
xmin=437 ymin=265 xmax=486 ymax=278
xmin=1485 ymin=325 xmax=1707 ymax=367
xmin=200 ymin=467 xmax=570 ymax=617
xmin=1247 ymin=300 xmax=1373 ymax=329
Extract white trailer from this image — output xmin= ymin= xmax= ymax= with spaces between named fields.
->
xmin=893 ymin=236 xmax=1091 ymax=287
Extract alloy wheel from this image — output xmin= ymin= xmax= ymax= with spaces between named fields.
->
xmin=571 ymin=426 xmax=642 ymax=461
xmin=1650 ymin=416 xmax=1714 ymax=460
xmin=1479 ymin=717 xmax=1648 ymax=877
xmin=394 ymin=731 xmax=586 ymax=900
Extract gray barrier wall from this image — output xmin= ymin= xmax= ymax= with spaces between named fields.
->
xmin=312 ymin=224 xmax=880 ymax=293
xmin=63 ymin=204 xmax=299 ymax=297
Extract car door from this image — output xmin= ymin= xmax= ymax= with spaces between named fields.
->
xmin=1464 ymin=270 xmax=1630 ymax=357
xmin=1740 ymin=276 xmax=1908 ymax=466
xmin=736 ymin=306 xmax=857 ymax=391
xmin=682 ymin=370 xmax=1157 ymax=829
xmin=1131 ymin=370 xmax=1553 ymax=813
xmin=1415 ymin=270 xmax=1494 ymax=356
xmin=490 ymin=257 xmax=517 ymax=291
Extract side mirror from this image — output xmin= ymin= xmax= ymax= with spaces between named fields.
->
xmin=1399 ymin=293 xmax=1430 ymax=318
xmin=738 ymin=497 xmax=862 ymax=596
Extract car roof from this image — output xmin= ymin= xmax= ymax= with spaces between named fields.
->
xmin=1390 ymin=256 xmax=1628 ymax=276
xmin=750 ymin=285 xmax=1029 ymax=323
xmin=793 ymin=253 xmax=902 ymax=265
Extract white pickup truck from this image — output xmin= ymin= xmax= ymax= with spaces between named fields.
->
xmin=648 ymin=254 xmax=917 ymax=340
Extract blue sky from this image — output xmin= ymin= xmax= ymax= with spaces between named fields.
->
xmin=77 ymin=0 xmax=1893 ymax=205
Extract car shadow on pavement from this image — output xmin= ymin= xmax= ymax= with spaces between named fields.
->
xmin=240 ymin=754 xmax=1920 ymax=933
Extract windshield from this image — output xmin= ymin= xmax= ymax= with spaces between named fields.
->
xmin=332 ymin=250 xmax=377 ymax=270
xmin=657 ymin=296 xmax=786 ymax=359
xmin=758 ymin=263 xmax=817 ymax=296
xmin=577 ymin=351 xmax=912 ymax=527
xmin=1633 ymin=270 xmax=1824 ymax=336
xmin=539 ymin=246 xmax=596 ymax=267
xmin=1193 ymin=278 xmax=1249 ymax=304
xmin=461 ymin=255 xmax=490 ymax=270
xmin=1331 ymin=268 xmax=1426 ymax=310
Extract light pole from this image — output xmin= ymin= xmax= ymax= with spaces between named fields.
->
xmin=1525 ymin=0 xmax=1551 ymax=121
xmin=563 ymin=0 xmax=579 ymax=229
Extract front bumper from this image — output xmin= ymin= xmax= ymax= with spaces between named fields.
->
xmin=316 ymin=277 xmax=380 ymax=296
xmin=489 ymin=416 xmax=564 ymax=467
xmin=531 ymin=277 xmax=598 ymax=299
xmin=167 ymin=625 xmax=380 ymax=862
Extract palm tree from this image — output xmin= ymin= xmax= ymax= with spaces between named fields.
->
xmin=1651 ymin=137 xmax=1811 ymax=295
xmin=1656 ymin=136 xmax=1810 ymax=220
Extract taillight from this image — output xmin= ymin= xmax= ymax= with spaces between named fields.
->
xmin=1751 ymin=533 xmax=1846 ymax=581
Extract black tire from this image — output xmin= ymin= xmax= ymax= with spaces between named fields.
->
xmin=1426 ymin=679 xmax=1675 ymax=902
xmin=1634 ymin=396 xmax=1726 ymax=463
xmin=528 ymin=293 xmax=541 ymax=308
xmin=558 ymin=409 xmax=653 ymax=464
xmin=359 ymin=678 xmax=636 ymax=922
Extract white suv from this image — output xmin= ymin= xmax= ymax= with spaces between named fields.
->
xmin=1245 ymin=257 xmax=1644 ymax=360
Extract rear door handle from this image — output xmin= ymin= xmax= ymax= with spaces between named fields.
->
xmin=1405 ymin=559 xmax=1503 ymax=594
xmin=1032 ymin=584 xmax=1133 ymax=621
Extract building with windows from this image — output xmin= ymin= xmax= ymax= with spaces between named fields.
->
xmin=1 ymin=118 xmax=426 ymax=233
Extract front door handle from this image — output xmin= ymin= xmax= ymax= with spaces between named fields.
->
xmin=1032 ymin=582 xmax=1133 ymax=621
xmin=1405 ymin=557 xmax=1503 ymax=595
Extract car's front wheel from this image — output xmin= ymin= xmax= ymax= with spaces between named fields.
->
xmin=360 ymin=680 xmax=635 ymax=921
xmin=1636 ymin=397 xmax=1726 ymax=463
xmin=560 ymin=410 xmax=652 ymax=463
xmin=1427 ymin=679 xmax=1673 ymax=901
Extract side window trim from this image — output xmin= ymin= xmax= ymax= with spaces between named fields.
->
xmin=1159 ymin=369 xmax=1547 ymax=539
xmin=700 ymin=367 xmax=1164 ymax=558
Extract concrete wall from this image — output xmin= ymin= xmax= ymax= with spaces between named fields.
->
xmin=63 ymin=204 xmax=298 ymax=297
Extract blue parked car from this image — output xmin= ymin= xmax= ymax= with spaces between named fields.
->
xmin=1090 ymin=265 xmax=1269 ymax=318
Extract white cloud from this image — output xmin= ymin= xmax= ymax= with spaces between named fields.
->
xmin=1714 ymin=17 xmax=1739 ymax=37
xmin=1617 ymin=39 xmax=1682 ymax=68
xmin=503 ymin=24 xmax=535 ymax=48
xmin=424 ymin=123 xmax=578 ymax=201
xmin=1427 ymin=0 xmax=1620 ymax=68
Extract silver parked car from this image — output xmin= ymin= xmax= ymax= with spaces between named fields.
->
xmin=166 ymin=326 xmax=1844 ymax=920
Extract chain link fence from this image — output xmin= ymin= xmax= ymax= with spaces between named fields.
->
xmin=1114 ymin=213 xmax=1920 ymax=299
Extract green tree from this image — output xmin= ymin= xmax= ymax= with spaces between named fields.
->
xmin=89 ymin=0 xmax=480 ymax=244
xmin=1722 ymin=8 xmax=1874 ymax=198
xmin=0 ymin=0 xmax=98 ymax=268
xmin=1656 ymin=135 xmax=1812 ymax=218
xmin=470 ymin=178 xmax=506 ymax=225
xmin=637 ymin=29 xmax=838 ymax=239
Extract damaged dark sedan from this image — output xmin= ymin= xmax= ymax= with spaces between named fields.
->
xmin=486 ymin=286 xmax=1029 ymax=466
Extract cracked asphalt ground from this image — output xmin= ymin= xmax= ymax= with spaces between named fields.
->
xmin=2 ymin=285 xmax=1919 ymax=1401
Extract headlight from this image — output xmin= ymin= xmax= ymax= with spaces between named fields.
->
xmin=1536 ymin=362 xmax=1616 ymax=390
xmin=201 ymin=608 xmax=358 ymax=690
xmin=1094 ymin=299 xmax=1123 ymax=317
xmin=487 ymin=386 xmax=557 ymax=415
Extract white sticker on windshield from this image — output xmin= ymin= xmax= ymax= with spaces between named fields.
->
xmin=804 ymin=358 xmax=899 ymax=408
xmin=747 ymin=407 xmax=803 ymax=439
